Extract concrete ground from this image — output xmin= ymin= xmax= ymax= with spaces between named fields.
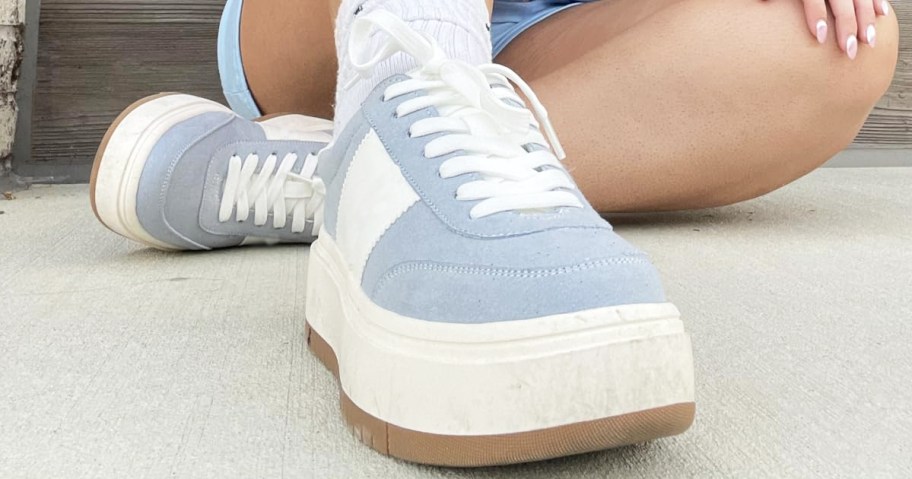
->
xmin=1 ymin=168 xmax=910 ymax=478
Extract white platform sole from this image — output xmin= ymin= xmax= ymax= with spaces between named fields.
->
xmin=305 ymin=232 xmax=696 ymax=465
xmin=90 ymin=93 xmax=333 ymax=250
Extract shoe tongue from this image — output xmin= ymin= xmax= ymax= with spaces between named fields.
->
xmin=433 ymin=61 xmax=535 ymax=142
xmin=461 ymin=110 xmax=502 ymax=138
xmin=435 ymin=99 xmax=540 ymax=158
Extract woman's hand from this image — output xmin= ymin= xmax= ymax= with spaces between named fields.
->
xmin=800 ymin=0 xmax=891 ymax=59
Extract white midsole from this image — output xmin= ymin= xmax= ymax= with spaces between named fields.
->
xmin=305 ymin=233 xmax=696 ymax=436
xmin=94 ymin=94 xmax=333 ymax=250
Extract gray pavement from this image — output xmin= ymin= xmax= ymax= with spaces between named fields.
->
xmin=1 ymin=168 xmax=911 ymax=478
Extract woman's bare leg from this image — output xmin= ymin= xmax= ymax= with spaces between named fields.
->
xmin=241 ymin=0 xmax=494 ymax=119
xmin=497 ymin=0 xmax=899 ymax=211
xmin=241 ymin=0 xmax=337 ymax=119
xmin=240 ymin=0 xmax=898 ymax=212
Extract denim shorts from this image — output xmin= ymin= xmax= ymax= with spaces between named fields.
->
xmin=491 ymin=0 xmax=596 ymax=56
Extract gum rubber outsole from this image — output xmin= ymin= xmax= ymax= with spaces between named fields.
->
xmin=305 ymin=323 xmax=696 ymax=467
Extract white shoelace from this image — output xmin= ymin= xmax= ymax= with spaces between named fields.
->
xmin=346 ymin=10 xmax=583 ymax=219
xmin=218 ymin=152 xmax=325 ymax=233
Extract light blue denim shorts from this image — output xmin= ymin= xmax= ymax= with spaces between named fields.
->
xmin=491 ymin=0 xmax=594 ymax=56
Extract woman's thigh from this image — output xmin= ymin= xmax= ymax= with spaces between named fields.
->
xmin=498 ymin=0 xmax=899 ymax=212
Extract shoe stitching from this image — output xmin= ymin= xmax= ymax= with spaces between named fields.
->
xmin=372 ymin=255 xmax=650 ymax=296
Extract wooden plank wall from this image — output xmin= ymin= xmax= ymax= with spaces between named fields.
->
xmin=855 ymin=1 xmax=912 ymax=149
xmin=21 ymin=0 xmax=225 ymax=181
xmin=16 ymin=1 xmax=912 ymax=181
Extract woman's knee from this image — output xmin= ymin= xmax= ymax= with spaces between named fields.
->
xmin=790 ymin=5 xmax=899 ymax=165
xmin=730 ymin=0 xmax=899 ymax=162
xmin=777 ymin=0 xmax=899 ymax=126
xmin=647 ymin=0 xmax=898 ymax=209
xmin=834 ymin=9 xmax=899 ymax=117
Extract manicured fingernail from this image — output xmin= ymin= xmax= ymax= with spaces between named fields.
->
xmin=847 ymin=35 xmax=858 ymax=59
xmin=867 ymin=24 xmax=877 ymax=47
xmin=816 ymin=20 xmax=828 ymax=44
xmin=882 ymin=1 xmax=890 ymax=16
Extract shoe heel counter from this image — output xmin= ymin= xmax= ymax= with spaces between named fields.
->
xmin=136 ymin=111 xmax=241 ymax=250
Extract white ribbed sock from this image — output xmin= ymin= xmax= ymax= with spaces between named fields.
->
xmin=333 ymin=0 xmax=493 ymax=131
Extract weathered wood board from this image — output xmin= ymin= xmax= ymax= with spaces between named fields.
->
xmin=21 ymin=0 xmax=226 ymax=181
xmin=16 ymin=0 xmax=912 ymax=181
xmin=854 ymin=1 xmax=912 ymax=149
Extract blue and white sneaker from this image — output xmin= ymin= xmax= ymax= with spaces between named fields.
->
xmin=305 ymin=11 xmax=695 ymax=467
xmin=91 ymin=93 xmax=333 ymax=250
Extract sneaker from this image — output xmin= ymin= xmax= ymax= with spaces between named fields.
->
xmin=305 ymin=11 xmax=695 ymax=467
xmin=91 ymin=93 xmax=333 ymax=250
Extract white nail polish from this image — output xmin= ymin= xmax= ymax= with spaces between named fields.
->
xmin=882 ymin=1 xmax=890 ymax=16
xmin=867 ymin=25 xmax=877 ymax=47
xmin=847 ymin=35 xmax=858 ymax=59
xmin=816 ymin=20 xmax=828 ymax=44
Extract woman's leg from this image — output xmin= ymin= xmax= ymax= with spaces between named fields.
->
xmin=239 ymin=0 xmax=899 ymax=212
xmin=497 ymin=0 xmax=899 ymax=212
xmin=239 ymin=0 xmax=494 ymax=120
xmin=240 ymin=0 xmax=337 ymax=119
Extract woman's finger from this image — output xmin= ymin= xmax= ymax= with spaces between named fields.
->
xmin=803 ymin=0 xmax=830 ymax=43
xmin=875 ymin=0 xmax=890 ymax=16
xmin=855 ymin=0 xmax=877 ymax=46
xmin=829 ymin=0 xmax=859 ymax=59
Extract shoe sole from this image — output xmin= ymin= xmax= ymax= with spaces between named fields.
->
xmin=305 ymin=234 xmax=696 ymax=467
xmin=90 ymin=93 xmax=332 ymax=249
